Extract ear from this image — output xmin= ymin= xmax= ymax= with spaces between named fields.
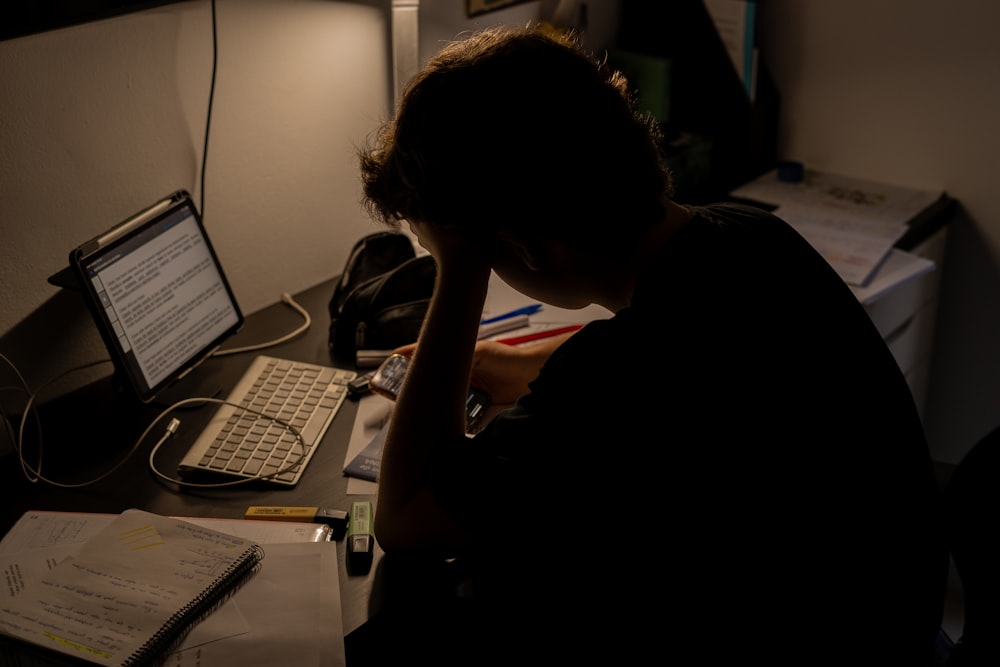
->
xmin=496 ymin=230 xmax=543 ymax=271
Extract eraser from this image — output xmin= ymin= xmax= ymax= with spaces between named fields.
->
xmin=245 ymin=506 xmax=349 ymax=540
xmin=346 ymin=501 xmax=374 ymax=575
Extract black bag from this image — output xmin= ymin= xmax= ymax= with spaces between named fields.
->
xmin=328 ymin=231 xmax=436 ymax=365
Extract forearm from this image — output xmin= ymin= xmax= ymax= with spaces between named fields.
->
xmin=471 ymin=332 xmax=577 ymax=404
xmin=374 ymin=258 xmax=492 ymax=551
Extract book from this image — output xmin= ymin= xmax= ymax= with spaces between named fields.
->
xmin=0 ymin=509 xmax=264 ymax=666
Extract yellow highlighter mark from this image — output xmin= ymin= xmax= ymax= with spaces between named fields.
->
xmin=117 ymin=523 xmax=166 ymax=550
xmin=43 ymin=632 xmax=113 ymax=659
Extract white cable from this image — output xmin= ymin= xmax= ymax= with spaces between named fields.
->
xmin=0 ymin=353 xmax=125 ymax=487
xmin=19 ymin=359 xmax=114 ymax=485
xmin=0 ymin=352 xmax=38 ymax=482
xmin=213 ymin=292 xmax=311 ymax=356
xmin=0 ymin=387 xmax=21 ymax=454
xmin=147 ymin=396 xmax=310 ymax=489
xmin=0 ymin=288 xmax=312 ymax=488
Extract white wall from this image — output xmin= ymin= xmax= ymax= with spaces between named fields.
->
xmin=758 ymin=0 xmax=1000 ymax=463
xmin=0 ymin=0 xmax=619 ymax=405
xmin=417 ymin=0 xmax=619 ymax=63
xmin=0 ymin=0 xmax=393 ymax=395
xmin=3 ymin=0 xmax=992 ymax=464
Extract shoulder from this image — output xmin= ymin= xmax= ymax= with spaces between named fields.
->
xmin=692 ymin=201 xmax=781 ymax=222
xmin=653 ymin=202 xmax=823 ymax=271
xmin=683 ymin=202 xmax=803 ymax=242
xmin=662 ymin=202 xmax=849 ymax=294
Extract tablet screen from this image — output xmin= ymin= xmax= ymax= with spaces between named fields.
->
xmin=72 ymin=191 xmax=244 ymax=402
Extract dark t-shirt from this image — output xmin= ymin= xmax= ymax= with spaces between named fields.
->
xmin=385 ymin=204 xmax=946 ymax=664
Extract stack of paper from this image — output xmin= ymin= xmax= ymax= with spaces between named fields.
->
xmin=731 ymin=168 xmax=942 ymax=290
xmin=0 ymin=511 xmax=345 ymax=667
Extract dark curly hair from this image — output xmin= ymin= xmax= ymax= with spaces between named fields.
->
xmin=358 ymin=25 xmax=672 ymax=245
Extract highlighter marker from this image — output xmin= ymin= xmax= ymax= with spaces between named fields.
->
xmin=346 ymin=501 xmax=374 ymax=575
xmin=245 ymin=506 xmax=349 ymax=540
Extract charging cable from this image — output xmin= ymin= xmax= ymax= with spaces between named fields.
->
xmin=0 ymin=289 xmax=312 ymax=489
xmin=146 ymin=397 xmax=311 ymax=489
xmin=213 ymin=292 xmax=311 ymax=356
xmin=0 ymin=353 xmax=131 ymax=488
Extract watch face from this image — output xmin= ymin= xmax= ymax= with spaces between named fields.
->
xmin=369 ymin=353 xmax=492 ymax=430
xmin=370 ymin=354 xmax=409 ymax=400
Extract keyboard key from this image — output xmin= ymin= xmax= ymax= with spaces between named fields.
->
xmin=177 ymin=355 xmax=356 ymax=487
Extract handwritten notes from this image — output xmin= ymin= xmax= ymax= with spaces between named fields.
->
xmin=0 ymin=509 xmax=262 ymax=666
xmin=0 ymin=511 xmax=344 ymax=666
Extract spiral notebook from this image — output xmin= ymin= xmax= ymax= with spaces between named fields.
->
xmin=0 ymin=509 xmax=263 ymax=666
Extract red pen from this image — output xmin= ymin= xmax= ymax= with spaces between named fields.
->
xmin=496 ymin=324 xmax=584 ymax=346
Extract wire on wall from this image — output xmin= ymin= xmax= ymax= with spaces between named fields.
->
xmin=200 ymin=0 xmax=218 ymax=220
xmin=0 ymin=0 xmax=316 ymax=492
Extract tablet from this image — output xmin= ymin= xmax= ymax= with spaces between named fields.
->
xmin=67 ymin=190 xmax=244 ymax=402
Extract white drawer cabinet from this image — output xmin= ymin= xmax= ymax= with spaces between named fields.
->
xmin=863 ymin=228 xmax=949 ymax=418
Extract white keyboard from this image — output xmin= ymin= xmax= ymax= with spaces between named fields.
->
xmin=177 ymin=355 xmax=356 ymax=486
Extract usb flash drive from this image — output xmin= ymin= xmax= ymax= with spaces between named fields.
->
xmin=346 ymin=501 xmax=374 ymax=575
xmin=347 ymin=370 xmax=375 ymax=399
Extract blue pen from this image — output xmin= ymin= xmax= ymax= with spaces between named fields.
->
xmin=480 ymin=303 xmax=542 ymax=324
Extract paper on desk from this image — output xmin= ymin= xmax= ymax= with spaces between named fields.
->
xmin=774 ymin=202 xmax=907 ymax=286
xmin=849 ymin=248 xmax=935 ymax=305
xmin=731 ymin=169 xmax=942 ymax=286
xmin=168 ymin=542 xmax=342 ymax=667
xmin=482 ymin=271 xmax=612 ymax=325
xmin=0 ymin=543 xmax=79 ymax=598
xmin=0 ymin=512 xmax=331 ymax=554
xmin=0 ymin=543 xmax=248 ymax=651
xmin=412 ymin=240 xmax=610 ymax=323
xmin=412 ymin=238 xmax=611 ymax=323
xmin=0 ymin=517 xmax=251 ymax=655
xmin=731 ymin=169 xmax=942 ymax=225
xmin=0 ymin=512 xmax=344 ymax=667
xmin=345 ymin=394 xmax=393 ymax=494
xmin=344 ymin=422 xmax=387 ymax=482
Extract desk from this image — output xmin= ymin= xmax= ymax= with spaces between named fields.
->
xmin=0 ymin=277 xmax=382 ymax=642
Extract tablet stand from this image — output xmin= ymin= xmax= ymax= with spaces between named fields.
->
xmin=48 ymin=264 xmax=224 ymax=407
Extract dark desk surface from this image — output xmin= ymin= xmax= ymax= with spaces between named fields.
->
xmin=0 ymin=277 xmax=383 ymax=639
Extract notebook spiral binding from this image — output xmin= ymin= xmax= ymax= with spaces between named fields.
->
xmin=124 ymin=544 xmax=265 ymax=667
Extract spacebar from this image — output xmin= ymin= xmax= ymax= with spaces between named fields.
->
xmin=300 ymin=407 xmax=333 ymax=445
